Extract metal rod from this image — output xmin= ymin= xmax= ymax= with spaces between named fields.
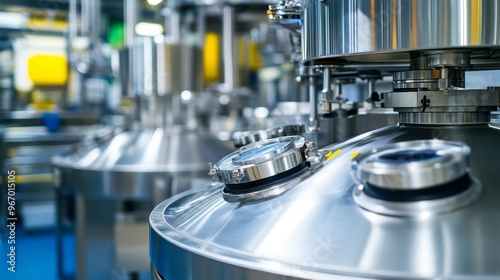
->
xmin=196 ymin=6 xmax=206 ymax=48
xmin=69 ymin=0 xmax=77 ymax=43
xmin=223 ymin=5 xmax=236 ymax=92
xmin=367 ymin=78 xmax=376 ymax=100
xmin=81 ymin=0 xmax=100 ymax=49
xmin=321 ymin=68 xmax=333 ymax=114
xmin=309 ymin=75 xmax=318 ymax=131
xmin=165 ymin=0 xmax=181 ymax=43
xmin=91 ymin=0 xmax=100 ymax=49
xmin=125 ymin=0 xmax=138 ymax=46
xmin=81 ymin=0 xmax=89 ymax=37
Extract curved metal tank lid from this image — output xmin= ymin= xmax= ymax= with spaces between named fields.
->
xmin=52 ymin=127 xmax=233 ymax=173
xmin=150 ymin=123 xmax=500 ymax=279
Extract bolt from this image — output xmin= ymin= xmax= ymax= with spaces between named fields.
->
xmin=208 ymin=163 xmax=220 ymax=181
xmin=304 ymin=141 xmax=319 ymax=159
xmin=232 ymin=169 xmax=245 ymax=183
xmin=322 ymin=100 xmax=332 ymax=114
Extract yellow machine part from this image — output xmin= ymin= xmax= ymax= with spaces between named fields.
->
xmin=27 ymin=54 xmax=68 ymax=86
xmin=204 ymin=33 xmax=220 ymax=84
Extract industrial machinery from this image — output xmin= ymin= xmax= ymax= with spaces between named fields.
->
xmin=53 ymin=22 xmax=233 ymax=279
xmin=150 ymin=0 xmax=500 ymax=279
xmin=265 ymin=0 xmax=399 ymax=147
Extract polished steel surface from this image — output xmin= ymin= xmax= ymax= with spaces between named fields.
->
xmin=55 ymin=127 xmax=232 ymax=280
xmin=425 ymin=51 xmax=472 ymax=68
xmin=53 ymin=128 xmax=232 ymax=198
xmin=383 ymin=88 xmax=500 ymax=124
xmin=302 ymin=0 xmax=500 ymax=66
xmin=151 ymin=123 xmax=500 ymax=279
xmin=352 ymin=140 xmax=470 ymax=190
xmin=133 ymin=38 xmax=189 ymax=95
xmin=392 ymin=69 xmax=465 ymax=90
xmin=210 ymin=136 xmax=308 ymax=184
xmin=353 ymin=174 xmax=482 ymax=217
xmin=233 ymin=124 xmax=305 ymax=148
xmin=399 ymin=112 xmax=491 ymax=125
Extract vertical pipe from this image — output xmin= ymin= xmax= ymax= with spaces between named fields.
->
xmin=321 ymin=67 xmax=333 ymax=114
xmin=323 ymin=68 xmax=332 ymax=96
xmin=223 ymin=5 xmax=236 ymax=92
xmin=69 ymin=0 xmax=77 ymax=43
xmin=81 ymin=0 xmax=100 ymax=49
xmin=125 ymin=0 xmax=138 ymax=47
xmin=367 ymin=78 xmax=376 ymax=100
xmin=90 ymin=0 xmax=101 ymax=49
xmin=66 ymin=0 xmax=79 ymax=110
xmin=169 ymin=12 xmax=181 ymax=43
xmin=125 ymin=0 xmax=138 ymax=101
xmin=164 ymin=0 xmax=180 ymax=43
xmin=81 ymin=0 xmax=89 ymax=37
xmin=194 ymin=7 xmax=206 ymax=90
xmin=197 ymin=7 xmax=206 ymax=48
xmin=309 ymin=75 xmax=318 ymax=130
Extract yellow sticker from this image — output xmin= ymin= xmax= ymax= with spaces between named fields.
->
xmin=350 ymin=151 xmax=361 ymax=159
xmin=325 ymin=149 xmax=342 ymax=160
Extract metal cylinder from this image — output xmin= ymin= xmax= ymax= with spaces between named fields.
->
xmin=308 ymin=75 xmax=318 ymax=129
xmin=223 ymin=5 xmax=237 ymax=91
xmin=54 ymin=127 xmax=232 ymax=280
xmin=125 ymin=0 xmax=138 ymax=47
xmin=302 ymin=0 xmax=500 ymax=67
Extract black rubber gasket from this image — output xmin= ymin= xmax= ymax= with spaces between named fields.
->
xmin=224 ymin=162 xmax=307 ymax=194
xmin=363 ymin=173 xmax=472 ymax=202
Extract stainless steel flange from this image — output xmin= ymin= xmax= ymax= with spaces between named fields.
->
xmin=210 ymin=136 xmax=311 ymax=185
xmin=352 ymin=140 xmax=481 ymax=217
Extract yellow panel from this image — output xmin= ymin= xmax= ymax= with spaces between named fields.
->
xmin=27 ymin=18 xmax=68 ymax=32
xmin=248 ymin=42 xmax=262 ymax=71
xmin=28 ymin=55 xmax=67 ymax=86
xmin=204 ymin=33 xmax=220 ymax=84
xmin=15 ymin=174 xmax=53 ymax=184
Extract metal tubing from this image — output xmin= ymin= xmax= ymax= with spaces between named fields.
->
xmin=323 ymin=68 xmax=332 ymax=99
xmin=223 ymin=5 xmax=237 ymax=91
xmin=321 ymin=68 xmax=333 ymax=114
xmin=81 ymin=0 xmax=100 ymax=48
xmin=165 ymin=0 xmax=181 ymax=43
xmin=125 ymin=0 xmax=138 ymax=46
xmin=367 ymin=78 xmax=376 ymax=100
xmin=69 ymin=0 xmax=77 ymax=43
xmin=309 ymin=75 xmax=318 ymax=130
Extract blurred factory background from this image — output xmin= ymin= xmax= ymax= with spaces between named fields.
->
xmin=0 ymin=0 xmax=499 ymax=280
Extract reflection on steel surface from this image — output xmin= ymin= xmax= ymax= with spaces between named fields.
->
xmin=302 ymin=0 xmax=500 ymax=66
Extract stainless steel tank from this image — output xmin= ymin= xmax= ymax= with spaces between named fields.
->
xmin=150 ymin=0 xmax=500 ymax=279
xmin=54 ymin=126 xmax=231 ymax=279
xmin=53 ymin=36 xmax=232 ymax=279
xmin=150 ymin=123 xmax=500 ymax=279
xmin=301 ymin=0 xmax=500 ymax=67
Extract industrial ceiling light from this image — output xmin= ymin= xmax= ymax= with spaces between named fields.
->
xmin=135 ymin=22 xmax=164 ymax=36
xmin=0 ymin=11 xmax=28 ymax=29
xmin=147 ymin=0 xmax=163 ymax=6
